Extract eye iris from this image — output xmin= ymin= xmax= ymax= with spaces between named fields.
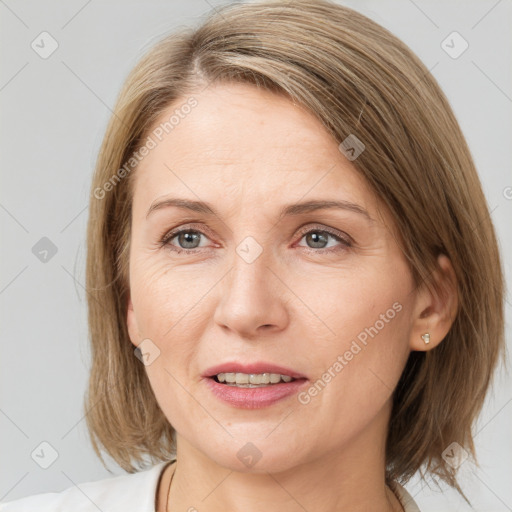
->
xmin=307 ymin=232 xmax=329 ymax=248
xmin=178 ymin=231 xmax=201 ymax=249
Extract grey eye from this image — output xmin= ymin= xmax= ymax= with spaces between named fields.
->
xmin=172 ymin=231 xmax=203 ymax=249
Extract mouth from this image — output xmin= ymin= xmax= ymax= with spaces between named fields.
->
xmin=202 ymin=362 xmax=308 ymax=409
xmin=211 ymin=372 xmax=296 ymax=387
xmin=203 ymin=361 xmax=306 ymax=384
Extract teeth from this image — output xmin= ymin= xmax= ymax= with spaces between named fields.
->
xmin=237 ymin=373 xmax=250 ymax=384
xmin=214 ymin=372 xmax=295 ymax=386
xmin=260 ymin=373 xmax=270 ymax=384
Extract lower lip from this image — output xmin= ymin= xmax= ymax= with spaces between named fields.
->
xmin=204 ymin=377 xmax=308 ymax=409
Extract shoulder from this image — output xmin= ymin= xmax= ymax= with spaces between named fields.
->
xmin=389 ymin=480 xmax=422 ymax=512
xmin=0 ymin=461 xmax=169 ymax=512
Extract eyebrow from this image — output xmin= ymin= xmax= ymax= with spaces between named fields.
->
xmin=146 ymin=197 xmax=373 ymax=222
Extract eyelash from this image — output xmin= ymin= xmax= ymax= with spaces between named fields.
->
xmin=159 ymin=223 xmax=353 ymax=255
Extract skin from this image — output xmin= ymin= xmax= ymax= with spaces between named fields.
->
xmin=126 ymin=82 xmax=458 ymax=512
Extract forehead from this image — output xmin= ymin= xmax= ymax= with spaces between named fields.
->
xmin=132 ymin=82 xmax=377 ymax=218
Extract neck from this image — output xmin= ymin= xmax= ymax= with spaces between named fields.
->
xmin=165 ymin=402 xmax=402 ymax=512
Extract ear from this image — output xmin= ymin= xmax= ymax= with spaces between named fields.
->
xmin=126 ymin=293 xmax=140 ymax=348
xmin=409 ymin=254 xmax=458 ymax=351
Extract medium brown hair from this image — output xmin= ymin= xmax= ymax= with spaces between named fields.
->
xmin=84 ymin=0 xmax=505 ymax=500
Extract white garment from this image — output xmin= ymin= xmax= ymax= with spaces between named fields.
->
xmin=0 ymin=461 xmax=421 ymax=511
xmin=389 ymin=479 xmax=422 ymax=512
xmin=0 ymin=462 xmax=168 ymax=512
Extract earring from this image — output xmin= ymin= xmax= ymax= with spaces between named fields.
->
xmin=421 ymin=333 xmax=430 ymax=344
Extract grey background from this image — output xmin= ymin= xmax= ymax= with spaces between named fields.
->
xmin=1 ymin=0 xmax=511 ymax=510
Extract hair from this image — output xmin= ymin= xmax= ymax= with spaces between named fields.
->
xmin=84 ymin=0 xmax=505 ymax=502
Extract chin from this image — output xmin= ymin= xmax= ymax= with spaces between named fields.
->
xmin=198 ymin=438 xmax=309 ymax=475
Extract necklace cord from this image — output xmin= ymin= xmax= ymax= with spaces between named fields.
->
xmin=165 ymin=461 xmax=176 ymax=512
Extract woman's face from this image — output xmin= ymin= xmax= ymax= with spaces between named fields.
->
xmin=127 ymin=82 xmax=421 ymax=472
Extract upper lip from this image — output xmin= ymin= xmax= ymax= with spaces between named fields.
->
xmin=202 ymin=362 xmax=307 ymax=380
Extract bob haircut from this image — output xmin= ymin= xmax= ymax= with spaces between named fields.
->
xmin=84 ymin=0 xmax=505 ymax=501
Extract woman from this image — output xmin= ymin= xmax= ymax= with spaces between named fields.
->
xmin=1 ymin=0 xmax=504 ymax=511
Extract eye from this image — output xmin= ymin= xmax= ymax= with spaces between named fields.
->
xmin=295 ymin=225 xmax=352 ymax=253
xmin=160 ymin=224 xmax=353 ymax=255
xmin=160 ymin=226 xmax=212 ymax=254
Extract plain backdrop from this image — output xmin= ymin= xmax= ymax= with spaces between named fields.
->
xmin=1 ymin=0 xmax=511 ymax=510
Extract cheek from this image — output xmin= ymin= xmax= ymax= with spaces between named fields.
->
xmin=130 ymin=258 xmax=206 ymax=428
xmin=129 ymin=256 xmax=216 ymax=408
xmin=294 ymin=259 xmax=411 ymax=347
xmin=130 ymin=254 xmax=208 ymax=338
xmin=295 ymin=260 xmax=413 ymax=412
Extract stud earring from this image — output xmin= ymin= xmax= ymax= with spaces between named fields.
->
xmin=421 ymin=333 xmax=430 ymax=344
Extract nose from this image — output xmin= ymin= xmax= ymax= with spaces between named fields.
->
xmin=213 ymin=250 xmax=290 ymax=339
